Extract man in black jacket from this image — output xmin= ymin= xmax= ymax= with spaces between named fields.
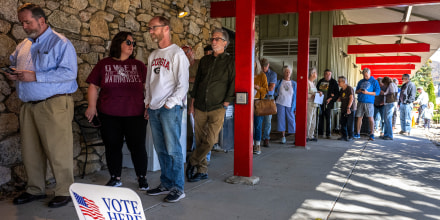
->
xmin=398 ymin=74 xmax=416 ymax=136
xmin=317 ymin=69 xmax=339 ymax=138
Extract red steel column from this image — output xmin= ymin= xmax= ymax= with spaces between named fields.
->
xmin=234 ymin=0 xmax=255 ymax=177
xmin=295 ymin=0 xmax=311 ymax=147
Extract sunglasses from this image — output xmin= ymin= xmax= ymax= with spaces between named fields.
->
xmin=210 ymin=37 xmax=226 ymax=42
xmin=147 ymin=25 xmax=166 ymax=31
xmin=125 ymin=40 xmax=136 ymax=47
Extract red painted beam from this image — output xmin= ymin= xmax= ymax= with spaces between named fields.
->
xmin=361 ymin=64 xmax=416 ymax=70
xmin=211 ymin=0 xmax=440 ymax=17
xmin=295 ymin=0 xmax=311 ymax=147
xmin=233 ymin=0 xmax=255 ymax=177
xmin=356 ymin=56 xmax=421 ymax=63
xmin=347 ymin=43 xmax=430 ymax=54
xmin=371 ymin=70 xmax=412 ymax=75
xmin=334 ymin=21 xmax=440 ymax=37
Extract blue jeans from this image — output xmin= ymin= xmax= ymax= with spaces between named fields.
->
xmin=400 ymin=103 xmax=413 ymax=133
xmin=262 ymin=95 xmax=274 ymax=140
xmin=374 ymin=105 xmax=384 ymax=132
xmin=383 ymin=104 xmax=394 ymax=138
xmin=148 ymin=106 xmax=184 ymax=191
xmin=253 ymin=115 xmax=264 ymax=141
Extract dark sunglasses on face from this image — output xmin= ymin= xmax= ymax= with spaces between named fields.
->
xmin=210 ymin=37 xmax=226 ymax=42
xmin=125 ymin=40 xmax=136 ymax=47
xmin=147 ymin=25 xmax=166 ymax=31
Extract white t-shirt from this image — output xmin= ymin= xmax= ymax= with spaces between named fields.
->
xmin=276 ymin=80 xmax=294 ymax=107
xmin=144 ymin=44 xmax=189 ymax=110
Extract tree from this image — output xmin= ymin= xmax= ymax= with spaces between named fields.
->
xmin=411 ymin=60 xmax=433 ymax=91
xmin=427 ymin=81 xmax=436 ymax=106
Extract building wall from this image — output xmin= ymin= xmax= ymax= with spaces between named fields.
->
xmin=259 ymin=11 xmax=361 ymax=86
xmin=0 ymin=0 xmax=222 ymax=187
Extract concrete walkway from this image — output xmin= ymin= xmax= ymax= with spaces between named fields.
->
xmin=0 ymin=127 xmax=439 ymax=220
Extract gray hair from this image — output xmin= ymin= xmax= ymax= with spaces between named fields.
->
xmin=393 ymin=78 xmax=398 ymax=83
xmin=282 ymin=65 xmax=292 ymax=73
xmin=254 ymin=58 xmax=262 ymax=75
xmin=362 ymin=67 xmax=371 ymax=75
xmin=338 ymin=76 xmax=347 ymax=84
xmin=308 ymin=67 xmax=317 ymax=78
xmin=212 ymin=28 xmax=230 ymax=49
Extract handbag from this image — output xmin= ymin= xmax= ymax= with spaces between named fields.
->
xmin=254 ymin=99 xmax=277 ymax=116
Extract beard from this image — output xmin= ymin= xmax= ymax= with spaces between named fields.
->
xmin=151 ymin=31 xmax=164 ymax=43
xmin=24 ymin=24 xmax=41 ymax=39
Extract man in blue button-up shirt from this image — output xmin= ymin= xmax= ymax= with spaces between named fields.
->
xmin=2 ymin=3 xmax=77 ymax=208
xmin=260 ymin=58 xmax=277 ymax=147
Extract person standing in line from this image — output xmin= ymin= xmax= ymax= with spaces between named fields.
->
xmin=307 ymin=67 xmax=321 ymax=142
xmin=2 ymin=3 xmax=77 ymax=208
xmin=353 ymin=68 xmax=380 ymax=141
xmin=274 ymin=66 xmax=297 ymax=144
xmin=398 ymin=74 xmax=416 ymax=136
xmin=337 ymin=76 xmax=356 ymax=141
xmin=316 ymin=69 xmax=339 ymax=139
xmin=260 ymin=58 xmax=278 ymax=147
xmin=373 ymin=77 xmax=386 ymax=136
xmin=392 ymin=78 xmax=400 ymax=131
xmin=186 ymin=29 xmax=235 ymax=182
xmin=414 ymin=87 xmax=429 ymax=126
xmin=381 ymin=77 xmax=398 ymax=140
xmin=253 ymin=60 xmax=269 ymax=154
xmin=85 ymin=31 xmax=149 ymax=190
xmin=144 ymin=16 xmax=189 ymax=203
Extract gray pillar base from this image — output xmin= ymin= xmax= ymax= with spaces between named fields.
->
xmin=225 ymin=175 xmax=260 ymax=185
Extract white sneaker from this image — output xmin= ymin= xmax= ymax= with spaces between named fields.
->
xmin=281 ymin=137 xmax=286 ymax=144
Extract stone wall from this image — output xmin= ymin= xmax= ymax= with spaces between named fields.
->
xmin=0 ymin=0 xmax=222 ymax=190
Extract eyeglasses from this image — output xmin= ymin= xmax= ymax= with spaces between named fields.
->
xmin=147 ymin=25 xmax=166 ymax=31
xmin=125 ymin=40 xmax=136 ymax=47
xmin=210 ymin=37 xmax=226 ymax=42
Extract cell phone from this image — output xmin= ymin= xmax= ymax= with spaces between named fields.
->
xmin=90 ymin=115 xmax=101 ymax=127
xmin=1 ymin=67 xmax=16 ymax=75
xmin=361 ymin=89 xmax=366 ymax=91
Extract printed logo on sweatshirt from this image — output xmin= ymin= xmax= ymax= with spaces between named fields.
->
xmin=151 ymin=58 xmax=170 ymax=71
xmin=104 ymin=65 xmax=141 ymax=83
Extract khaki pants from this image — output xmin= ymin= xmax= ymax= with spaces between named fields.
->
xmin=20 ymin=95 xmax=74 ymax=196
xmin=307 ymin=102 xmax=317 ymax=139
xmin=189 ymin=108 xmax=225 ymax=173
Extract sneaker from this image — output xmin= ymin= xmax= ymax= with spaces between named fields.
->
xmin=399 ymin=131 xmax=406 ymax=135
xmin=164 ymin=188 xmax=186 ymax=203
xmin=383 ymin=136 xmax=393 ymax=140
xmin=263 ymin=139 xmax=270 ymax=147
xmin=253 ymin=145 xmax=261 ymax=155
xmin=337 ymin=136 xmax=347 ymax=141
xmin=369 ymin=134 xmax=375 ymax=141
xmin=138 ymin=176 xmax=149 ymax=191
xmin=353 ymin=134 xmax=360 ymax=139
xmin=146 ymin=184 xmax=170 ymax=196
xmin=347 ymin=137 xmax=353 ymax=141
xmin=212 ymin=143 xmax=223 ymax=152
xmin=281 ymin=137 xmax=286 ymax=144
xmin=106 ymin=176 xmax=122 ymax=187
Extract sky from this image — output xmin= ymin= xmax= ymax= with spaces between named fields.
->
xmin=430 ymin=49 xmax=440 ymax=62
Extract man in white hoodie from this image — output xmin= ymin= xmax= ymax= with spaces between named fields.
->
xmin=144 ymin=16 xmax=189 ymax=203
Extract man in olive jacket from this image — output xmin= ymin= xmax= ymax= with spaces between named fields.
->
xmin=316 ymin=69 xmax=340 ymax=138
xmin=187 ymin=29 xmax=235 ymax=182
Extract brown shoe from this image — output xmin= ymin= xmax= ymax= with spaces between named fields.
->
xmin=253 ymin=145 xmax=261 ymax=155
xmin=263 ymin=139 xmax=270 ymax=147
xmin=48 ymin=196 xmax=71 ymax=208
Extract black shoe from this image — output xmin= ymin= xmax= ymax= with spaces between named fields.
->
xmin=326 ymin=136 xmax=331 ymax=139
xmin=383 ymin=136 xmax=393 ymax=140
xmin=138 ymin=176 xmax=149 ymax=191
xmin=147 ymin=184 xmax=170 ymax=196
xmin=13 ymin=192 xmax=47 ymax=205
xmin=263 ymin=139 xmax=270 ymax=147
xmin=48 ymin=196 xmax=71 ymax=208
xmin=106 ymin=176 xmax=122 ymax=187
xmin=310 ymin=138 xmax=318 ymax=142
xmin=188 ymin=173 xmax=208 ymax=182
xmin=347 ymin=137 xmax=353 ymax=141
xmin=164 ymin=188 xmax=186 ymax=203
xmin=186 ymin=163 xmax=195 ymax=180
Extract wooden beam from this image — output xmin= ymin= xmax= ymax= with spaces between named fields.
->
xmin=356 ymin=56 xmax=421 ymax=63
xmin=347 ymin=43 xmax=430 ymax=54
xmin=334 ymin=21 xmax=440 ymax=37
xmin=361 ymin=64 xmax=416 ymax=70
xmin=233 ymin=0 xmax=255 ymax=177
xmin=211 ymin=0 xmax=440 ymax=17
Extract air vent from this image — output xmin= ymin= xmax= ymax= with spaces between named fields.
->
xmin=262 ymin=39 xmax=318 ymax=56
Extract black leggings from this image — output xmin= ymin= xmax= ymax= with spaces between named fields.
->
xmin=99 ymin=113 xmax=148 ymax=178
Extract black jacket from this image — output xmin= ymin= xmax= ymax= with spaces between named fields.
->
xmin=316 ymin=77 xmax=339 ymax=109
xmin=398 ymin=81 xmax=416 ymax=105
